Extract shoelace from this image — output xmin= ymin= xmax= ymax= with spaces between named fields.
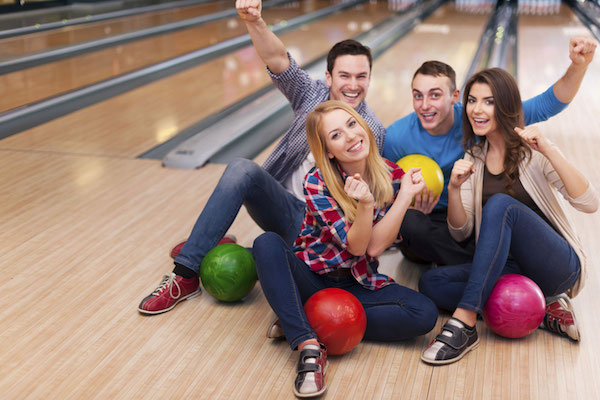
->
xmin=152 ymin=273 xmax=181 ymax=299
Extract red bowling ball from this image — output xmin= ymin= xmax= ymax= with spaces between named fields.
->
xmin=482 ymin=274 xmax=546 ymax=338
xmin=304 ymin=288 xmax=367 ymax=355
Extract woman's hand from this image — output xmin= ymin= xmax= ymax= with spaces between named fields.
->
xmin=399 ymin=167 xmax=427 ymax=201
xmin=344 ymin=173 xmax=374 ymax=204
xmin=515 ymin=126 xmax=551 ymax=155
xmin=449 ymin=159 xmax=475 ymax=190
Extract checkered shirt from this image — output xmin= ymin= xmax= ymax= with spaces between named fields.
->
xmin=293 ymin=159 xmax=404 ymax=291
xmin=262 ymin=53 xmax=386 ymax=183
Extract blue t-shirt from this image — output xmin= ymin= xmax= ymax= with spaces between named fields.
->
xmin=383 ymin=85 xmax=568 ymax=209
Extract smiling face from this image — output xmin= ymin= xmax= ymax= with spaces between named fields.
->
xmin=466 ymin=82 xmax=498 ymax=138
xmin=325 ymin=54 xmax=371 ymax=108
xmin=411 ymin=73 xmax=460 ymax=135
xmin=320 ymin=108 xmax=370 ymax=172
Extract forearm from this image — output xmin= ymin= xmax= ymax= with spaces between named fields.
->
xmin=447 ymin=186 xmax=467 ymax=229
xmin=346 ymin=202 xmax=373 ymax=256
xmin=243 ymin=18 xmax=290 ymax=74
xmin=367 ymin=195 xmax=412 ymax=257
xmin=543 ymin=146 xmax=589 ymax=198
xmin=552 ymin=62 xmax=588 ymax=103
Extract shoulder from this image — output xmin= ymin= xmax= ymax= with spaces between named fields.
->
xmin=388 ymin=112 xmax=419 ymax=132
xmin=359 ymin=102 xmax=385 ymax=130
xmin=305 ymin=166 xmax=332 ymax=194
xmin=384 ymin=159 xmax=404 ymax=179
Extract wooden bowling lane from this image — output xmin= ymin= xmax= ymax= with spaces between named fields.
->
xmin=0 ymin=0 xmax=396 ymax=158
xmin=366 ymin=1 xmax=490 ymax=127
xmin=0 ymin=0 xmax=333 ymax=114
xmin=0 ymin=0 xmax=233 ymax=59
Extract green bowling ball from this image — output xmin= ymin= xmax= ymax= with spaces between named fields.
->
xmin=200 ymin=243 xmax=257 ymax=302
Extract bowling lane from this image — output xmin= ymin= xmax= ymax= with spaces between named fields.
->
xmin=0 ymin=0 xmax=397 ymax=158
xmin=366 ymin=2 xmax=490 ymax=127
xmin=0 ymin=0 xmax=233 ymax=59
xmin=0 ymin=0 xmax=334 ymax=113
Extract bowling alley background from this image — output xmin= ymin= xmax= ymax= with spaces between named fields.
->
xmin=1 ymin=0 xmax=599 ymax=398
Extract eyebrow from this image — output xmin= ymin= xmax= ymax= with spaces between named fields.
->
xmin=468 ymin=95 xmax=494 ymax=100
xmin=328 ymin=117 xmax=354 ymax=135
xmin=336 ymin=70 xmax=368 ymax=76
xmin=413 ymin=88 xmax=443 ymax=93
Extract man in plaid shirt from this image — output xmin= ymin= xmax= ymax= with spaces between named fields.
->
xmin=138 ymin=0 xmax=386 ymax=315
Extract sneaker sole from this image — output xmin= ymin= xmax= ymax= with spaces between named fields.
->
xmin=421 ymin=337 xmax=480 ymax=365
xmin=137 ymin=289 xmax=201 ymax=315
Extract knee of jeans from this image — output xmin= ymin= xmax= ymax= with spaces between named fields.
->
xmin=414 ymin=297 xmax=439 ymax=335
xmin=483 ymin=193 xmax=516 ymax=212
xmin=223 ymin=158 xmax=262 ymax=187
xmin=418 ymin=269 xmax=438 ymax=298
xmin=253 ymin=232 xmax=282 ymax=255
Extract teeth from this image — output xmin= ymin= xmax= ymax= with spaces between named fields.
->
xmin=344 ymin=93 xmax=358 ymax=98
xmin=348 ymin=141 xmax=362 ymax=152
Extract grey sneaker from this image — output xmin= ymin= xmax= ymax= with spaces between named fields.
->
xmin=421 ymin=318 xmax=479 ymax=365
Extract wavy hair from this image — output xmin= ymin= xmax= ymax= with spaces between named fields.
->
xmin=305 ymin=100 xmax=393 ymax=222
xmin=462 ymin=68 xmax=531 ymax=195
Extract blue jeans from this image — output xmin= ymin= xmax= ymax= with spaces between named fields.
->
xmin=253 ymin=232 xmax=438 ymax=350
xmin=419 ymin=194 xmax=580 ymax=313
xmin=175 ymin=158 xmax=306 ymax=274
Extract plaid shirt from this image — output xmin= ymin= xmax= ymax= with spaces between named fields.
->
xmin=293 ymin=159 xmax=404 ymax=290
xmin=262 ymin=53 xmax=386 ymax=183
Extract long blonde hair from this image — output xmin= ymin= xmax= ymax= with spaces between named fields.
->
xmin=305 ymin=100 xmax=393 ymax=222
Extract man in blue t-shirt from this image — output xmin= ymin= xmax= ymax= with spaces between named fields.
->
xmin=384 ymin=37 xmax=597 ymax=266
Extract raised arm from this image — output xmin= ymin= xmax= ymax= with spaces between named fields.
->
xmin=552 ymin=36 xmax=597 ymax=103
xmin=236 ymin=0 xmax=290 ymax=74
xmin=516 ymin=126 xmax=594 ymax=205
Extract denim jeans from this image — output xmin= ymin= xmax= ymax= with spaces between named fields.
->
xmin=253 ymin=232 xmax=438 ymax=350
xmin=419 ymin=194 xmax=580 ymax=312
xmin=175 ymin=158 xmax=306 ymax=273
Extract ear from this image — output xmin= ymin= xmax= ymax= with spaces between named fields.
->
xmin=327 ymin=152 xmax=334 ymax=159
xmin=325 ymin=70 xmax=332 ymax=87
xmin=451 ymin=88 xmax=460 ymax=104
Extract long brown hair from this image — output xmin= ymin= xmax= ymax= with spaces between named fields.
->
xmin=305 ymin=100 xmax=393 ymax=222
xmin=462 ymin=68 xmax=531 ymax=194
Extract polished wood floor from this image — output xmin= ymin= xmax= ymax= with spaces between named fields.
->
xmin=1 ymin=1 xmax=599 ymax=399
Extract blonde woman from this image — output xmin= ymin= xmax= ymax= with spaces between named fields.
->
xmin=252 ymin=100 xmax=437 ymax=398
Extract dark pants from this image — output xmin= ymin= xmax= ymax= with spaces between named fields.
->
xmin=398 ymin=208 xmax=475 ymax=265
xmin=253 ymin=232 xmax=439 ymax=350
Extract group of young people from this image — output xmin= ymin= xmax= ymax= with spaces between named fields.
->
xmin=138 ymin=0 xmax=599 ymax=397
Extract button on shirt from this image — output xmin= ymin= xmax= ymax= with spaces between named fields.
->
xmin=293 ymin=159 xmax=404 ymax=290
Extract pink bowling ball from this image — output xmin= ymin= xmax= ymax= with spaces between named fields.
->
xmin=482 ymin=274 xmax=546 ymax=338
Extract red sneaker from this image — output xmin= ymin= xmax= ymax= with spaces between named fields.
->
xmin=170 ymin=234 xmax=237 ymax=259
xmin=543 ymin=294 xmax=580 ymax=341
xmin=138 ymin=273 xmax=200 ymax=315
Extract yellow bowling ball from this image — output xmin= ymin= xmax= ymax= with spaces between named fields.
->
xmin=396 ymin=154 xmax=444 ymax=198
